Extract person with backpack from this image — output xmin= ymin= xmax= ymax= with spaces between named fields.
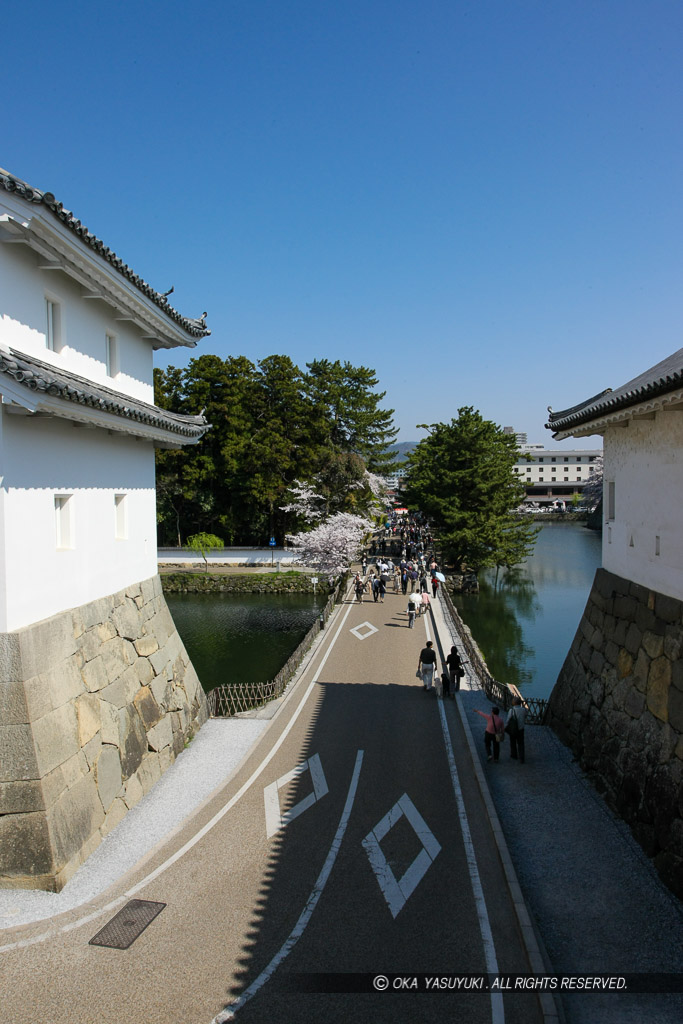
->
xmin=506 ymin=697 xmax=527 ymax=763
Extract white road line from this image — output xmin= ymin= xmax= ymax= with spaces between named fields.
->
xmin=425 ymin=619 xmax=505 ymax=1024
xmin=0 ymin=598 xmax=357 ymax=955
xmin=214 ymin=749 xmax=365 ymax=1021
xmin=264 ymin=753 xmax=329 ymax=839
xmin=363 ymin=793 xmax=441 ymax=919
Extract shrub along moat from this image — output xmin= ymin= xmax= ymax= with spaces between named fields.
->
xmin=161 ymin=570 xmax=331 ymax=595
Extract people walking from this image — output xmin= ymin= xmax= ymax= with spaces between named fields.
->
xmin=431 ymin=576 xmax=440 ymax=600
xmin=506 ymin=697 xmax=527 ymax=763
xmin=420 ymin=590 xmax=430 ymax=617
xmin=354 ymin=575 xmax=365 ymax=602
xmin=417 ymin=640 xmax=437 ymax=690
xmin=446 ymin=645 xmax=464 ymax=692
xmin=372 ymin=576 xmax=380 ymax=602
xmin=407 ymin=601 xmax=416 ymax=628
xmin=474 ymin=706 xmax=505 ymax=762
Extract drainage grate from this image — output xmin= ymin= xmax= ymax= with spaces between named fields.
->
xmin=89 ymin=899 xmax=166 ymax=949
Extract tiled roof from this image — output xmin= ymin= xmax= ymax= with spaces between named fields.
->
xmin=546 ymin=348 xmax=683 ymax=433
xmin=0 ymin=169 xmax=210 ymax=340
xmin=0 ymin=347 xmax=209 ymax=441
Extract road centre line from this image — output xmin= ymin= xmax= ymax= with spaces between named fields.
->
xmin=425 ymin=618 xmax=505 ymax=1024
xmin=0 ymin=597 xmax=357 ymax=955
xmin=214 ymin=749 xmax=365 ymax=1022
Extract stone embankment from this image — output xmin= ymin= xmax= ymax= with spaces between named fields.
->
xmin=160 ymin=571 xmax=328 ymax=594
xmin=0 ymin=576 xmax=207 ymax=891
xmin=548 ymin=567 xmax=683 ymax=898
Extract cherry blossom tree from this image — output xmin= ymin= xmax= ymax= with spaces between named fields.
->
xmin=286 ymin=512 xmax=373 ymax=579
xmin=280 ymin=479 xmax=325 ymax=524
xmin=581 ymin=454 xmax=604 ymax=506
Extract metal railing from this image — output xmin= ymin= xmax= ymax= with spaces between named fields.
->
xmin=439 ymin=579 xmax=548 ymax=724
xmin=207 ymin=586 xmax=339 ymax=718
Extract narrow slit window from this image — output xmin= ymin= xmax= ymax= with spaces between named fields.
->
xmin=55 ymin=495 xmax=72 ymax=549
xmin=607 ymin=481 xmax=616 ymax=521
xmin=114 ymin=494 xmax=127 ymax=540
xmin=46 ymin=299 xmax=61 ymax=351
xmin=105 ymin=333 xmax=118 ymax=377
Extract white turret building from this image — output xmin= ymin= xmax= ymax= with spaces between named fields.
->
xmin=0 ymin=170 xmax=210 ymax=891
xmin=545 ymin=350 xmax=683 ymax=898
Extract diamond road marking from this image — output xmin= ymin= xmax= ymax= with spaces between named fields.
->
xmin=264 ymin=753 xmax=329 ymax=839
xmin=350 ymin=621 xmax=378 ymax=641
xmin=362 ymin=793 xmax=441 ymax=918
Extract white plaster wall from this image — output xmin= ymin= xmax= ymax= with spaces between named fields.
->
xmin=0 ymin=410 xmax=157 ymax=631
xmin=0 ymin=240 xmax=153 ymax=402
xmin=602 ymin=411 xmax=683 ymax=601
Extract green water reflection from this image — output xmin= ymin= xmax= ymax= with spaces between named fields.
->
xmin=166 ymin=591 xmax=327 ymax=692
xmin=454 ymin=522 xmax=602 ymax=699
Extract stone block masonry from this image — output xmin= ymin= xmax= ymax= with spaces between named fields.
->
xmin=0 ymin=575 xmax=208 ymax=892
xmin=548 ymin=568 xmax=683 ymax=899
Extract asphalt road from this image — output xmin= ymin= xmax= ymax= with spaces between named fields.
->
xmin=0 ymin=588 xmax=544 ymax=1024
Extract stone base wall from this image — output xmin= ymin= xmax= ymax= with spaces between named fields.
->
xmin=0 ymin=575 xmax=208 ymax=892
xmin=548 ymin=568 xmax=683 ymax=899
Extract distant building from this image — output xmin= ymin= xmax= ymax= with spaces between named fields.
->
xmin=0 ymin=169 xmax=210 ymax=890
xmin=545 ymin=350 xmax=683 ymax=898
xmin=514 ymin=446 xmax=602 ymax=505
xmin=383 ymin=465 xmax=408 ymax=492
xmin=503 ymin=425 xmax=527 ymax=446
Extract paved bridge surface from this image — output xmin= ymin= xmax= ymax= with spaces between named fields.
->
xmin=0 ymin=585 xmax=550 ymax=1024
xmin=3 ymin=582 xmax=681 ymax=1024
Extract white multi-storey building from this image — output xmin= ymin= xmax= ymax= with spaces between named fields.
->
xmin=513 ymin=446 xmax=602 ymax=504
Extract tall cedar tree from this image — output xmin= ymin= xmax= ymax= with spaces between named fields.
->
xmin=154 ymin=355 xmax=396 ymax=545
xmin=303 ymin=360 xmax=398 ymax=473
xmin=404 ymin=408 xmax=537 ymax=571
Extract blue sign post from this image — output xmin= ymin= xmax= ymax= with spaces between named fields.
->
xmin=269 ymin=536 xmax=276 ymax=566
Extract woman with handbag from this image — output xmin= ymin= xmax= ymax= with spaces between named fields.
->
xmin=474 ymin=706 xmax=505 ymax=762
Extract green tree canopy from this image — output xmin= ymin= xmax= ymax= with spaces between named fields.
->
xmin=303 ymin=359 xmax=398 ymax=473
xmin=154 ymin=354 xmax=396 ymax=546
xmin=404 ymin=408 xmax=537 ymax=571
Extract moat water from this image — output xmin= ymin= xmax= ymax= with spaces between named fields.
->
xmin=453 ymin=522 xmax=602 ymax=699
xmin=166 ymin=591 xmax=327 ymax=692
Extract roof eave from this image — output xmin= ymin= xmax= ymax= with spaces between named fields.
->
xmin=0 ymin=170 xmax=210 ymax=345
xmin=548 ymin=387 xmax=683 ymax=439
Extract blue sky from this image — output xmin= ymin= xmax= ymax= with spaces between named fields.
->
xmin=3 ymin=0 xmax=682 ymax=445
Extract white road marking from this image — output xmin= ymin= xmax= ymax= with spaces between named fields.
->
xmin=264 ymin=753 xmax=329 ymax=839
xmin=214 ymin=749 xmax=365 ymax=1021
xmin=362 ymin=793 xmax=441 ymax=919
xmin=424 ymin=618 xmax=505 ymax=1024
xmin=350 ymin=620 xmax=378 ymax=640
xmin=0 ymin=597 xmax=357 ymax=955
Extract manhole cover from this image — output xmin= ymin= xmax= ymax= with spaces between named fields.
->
xmin=89 ymin=899 xmax=166 ymax=949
